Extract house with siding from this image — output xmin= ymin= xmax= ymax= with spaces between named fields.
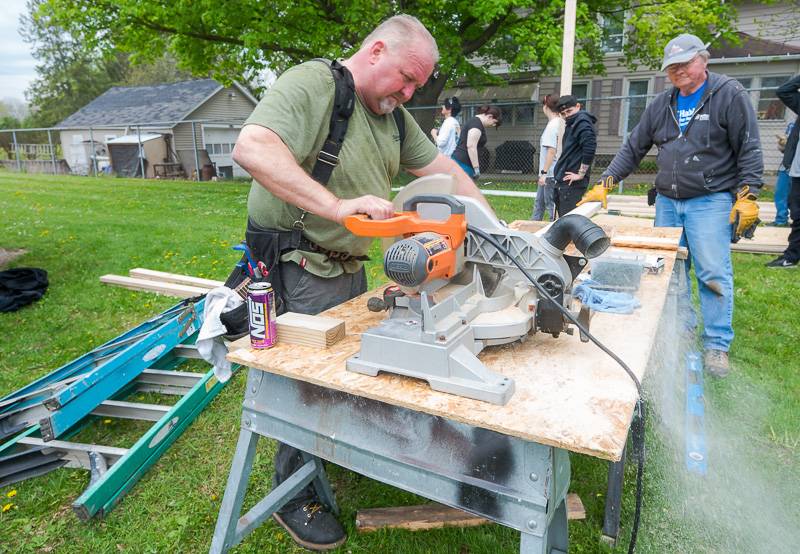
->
xmin=56 ymin=79 xmax=258 ymax=178
xmin=432 ymin=1 xmax=800 ymax=182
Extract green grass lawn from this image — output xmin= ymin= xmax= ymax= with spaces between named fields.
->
xmin=0 ymin=172 xmax=797 ymax=553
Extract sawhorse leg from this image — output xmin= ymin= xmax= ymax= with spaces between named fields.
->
xmin=209 ymin=427 xmax=334 ymax=553
xmin=602 ymin=443 xmax=627 ymax=545
xmin=520 ymin=496 xmax=568 ymax=554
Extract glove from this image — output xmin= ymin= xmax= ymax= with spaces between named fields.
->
xmin=729 ymin=186 xmax=760 ymax=243
xmin=577 ymin=175 xmax=617 ymax=209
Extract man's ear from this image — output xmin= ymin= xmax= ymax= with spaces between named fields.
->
xmin=368 ymin=40 xmax=387 ymax=64
xmin=576 ymin=103 xmax=582 ymax=111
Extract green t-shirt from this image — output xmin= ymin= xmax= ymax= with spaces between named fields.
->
xmin=245 ymin=61 xmax=438 ymax=277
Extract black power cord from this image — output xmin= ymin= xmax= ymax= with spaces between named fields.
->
xmin=466 ymin=224 xmax=646 ymax=554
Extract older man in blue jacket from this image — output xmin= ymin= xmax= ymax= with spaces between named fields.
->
xmin=579 ymin=34 xmax=763 ymax=377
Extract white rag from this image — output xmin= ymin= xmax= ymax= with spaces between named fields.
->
xmin=197 ymin=286 xmax=243 ymax=383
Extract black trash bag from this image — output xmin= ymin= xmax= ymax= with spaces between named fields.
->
xmin=0 ymin=268 xmax=49 ymax=312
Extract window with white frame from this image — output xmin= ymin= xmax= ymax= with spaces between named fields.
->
xmin=206 ymin=143 xmax=236 ymax=155
xmin=600 ymin=13 xmax=624 ymax=54
xmin=625 ymin=80 xmax=650 ymax=134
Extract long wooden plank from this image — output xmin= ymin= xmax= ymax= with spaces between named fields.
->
xmin=355 ymin=494 xmax=585 ymax=532
xmin=129 ymin=268 xmax=223 ymax=289
xmin=100 ymin=275 xmax=208 ymax=298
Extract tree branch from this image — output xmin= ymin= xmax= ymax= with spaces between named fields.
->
xmin=593 ymin=1 xmax=679 ymax=16
xmin=461 ymin=9 xmax=514 ymax=55
xmin=127 ymin=15 xmax=316 ymax=59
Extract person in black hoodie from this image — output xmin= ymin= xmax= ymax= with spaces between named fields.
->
xmin=552 ymin=95 xmax=598 ymax=216
xmin=766 ymin=74 xmax=800 ymax=268
xmin=579 ymin=34 xmax=763 ymax=378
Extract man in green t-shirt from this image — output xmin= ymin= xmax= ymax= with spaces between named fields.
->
xmin=228 ymin=14 xmax=489 ymax=550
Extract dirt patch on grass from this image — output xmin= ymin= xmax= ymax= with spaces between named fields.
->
xmin=0 ymin=248 xmax=27 ymax=269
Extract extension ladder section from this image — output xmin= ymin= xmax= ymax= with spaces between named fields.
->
xmin=0 ymin=297 xmax=236 ymax=519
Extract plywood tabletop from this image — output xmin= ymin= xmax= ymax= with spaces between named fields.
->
xmin=228 ymin=227 xmax=682 ymax=462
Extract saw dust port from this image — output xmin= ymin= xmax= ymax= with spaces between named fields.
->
xmin=643 ymin=269 xmax=800 ymax=553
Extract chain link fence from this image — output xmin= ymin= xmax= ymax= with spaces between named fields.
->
xmin=0 ymin=88 xmax=789 ymax=189
xmin=408 ymin=86 xmax=787 ymax=190
xmin=0 ymin=119 xmax=248 ymax=181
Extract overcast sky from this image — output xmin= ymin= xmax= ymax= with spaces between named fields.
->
xmin=0 ymin=0 xmax=37 ymax=104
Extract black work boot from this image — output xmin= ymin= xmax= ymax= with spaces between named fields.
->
xmin=273 ymin=501 xmax=346 ymax=551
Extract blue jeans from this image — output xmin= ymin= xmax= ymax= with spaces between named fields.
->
xmin=532 ymin=178 xmax=555 ymax=220
xmin=655 ymin=192 xmax=734 ymax=351
xmin=775 ymin=169 xmax=791 ymax=225
xmin=452 ymin=157 xmax=475 ymax=177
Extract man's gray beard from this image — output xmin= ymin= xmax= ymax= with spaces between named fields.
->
xmin=377 ymin=97 xmax=398 ymax=114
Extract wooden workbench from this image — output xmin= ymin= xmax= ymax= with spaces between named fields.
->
xmin=228 ymin=226 xmax=682 ymax=462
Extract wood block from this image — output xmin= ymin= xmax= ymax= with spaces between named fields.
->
xmin=566 ymin=492 xmax=586 ymax=520
xmin=276 ymin=312 xmax=345 ymax=348
xmin=355 ymin=503 xmax=487 ymax=532
xmin=355 ymin=494 xmax=586 ymax=533
xmin=129 ymin=268 xmax=223 ymax=289
xmin=99 ymin=275 xmax=209 ymax=298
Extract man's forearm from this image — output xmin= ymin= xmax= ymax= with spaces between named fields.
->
xmin=233 ymin=127 xmax=341 ymax=221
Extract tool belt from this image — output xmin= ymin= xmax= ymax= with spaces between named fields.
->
xmin=220 ymin=221 xmax=368 ymax=337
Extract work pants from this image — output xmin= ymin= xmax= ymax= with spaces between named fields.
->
xmin=532 ymin=178 xmax=556 ymax=221
xmin=774 ymin=169 xmax=791 ymax=225
xmin=655 ymin=192 xmax=734 ymax=352
xmin=783 ymin=176 xmax=800 ymax=263
xmin=553 ymin=183 xmax=587 ymax=218
xmin=272 ymin=261 xmax=368 ymax=511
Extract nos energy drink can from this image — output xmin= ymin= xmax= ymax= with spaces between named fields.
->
xmin=247 ymin=281 xmax=277 ymax=349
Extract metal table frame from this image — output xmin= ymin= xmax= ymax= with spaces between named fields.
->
xmin=211 ymin=369 xmax=570 ymax=553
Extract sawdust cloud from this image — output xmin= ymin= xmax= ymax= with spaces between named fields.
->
xmin=643 ymin=274 xmax=800 ymax=553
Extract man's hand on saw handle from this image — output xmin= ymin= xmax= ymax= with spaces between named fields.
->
xmin=334 ymin=195 xmax=394 ymax=224
xmin=730 ymin=186 xmax=760 ymax=243
xmin=577 ymin=175 xmax=617 ymax=209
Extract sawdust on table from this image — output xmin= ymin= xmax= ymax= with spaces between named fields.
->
xmin=0 ymin=248 xmax=26 ymax=270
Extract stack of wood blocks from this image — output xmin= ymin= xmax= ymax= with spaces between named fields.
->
xmin=276 ymin=312 xmax=346 ymax=348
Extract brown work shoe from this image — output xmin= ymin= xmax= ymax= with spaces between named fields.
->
xmin=704 ymin=349 xmax=730 ymax=378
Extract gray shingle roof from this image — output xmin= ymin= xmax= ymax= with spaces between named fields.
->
xmin=56 ymin=79 xmax=223 ymax=128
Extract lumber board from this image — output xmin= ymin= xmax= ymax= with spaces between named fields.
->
xmin=276 ymin=312 xmax=346 ymax=348
xmin=100 ymin=275 xmax=208 ymax=298
xmin=511 ymin=213 xmax=790 ymax=255
xmin=129 ymin=268 xmax=222 ymax=289
xmin=355 ymin=493 xmax=585 ymax=532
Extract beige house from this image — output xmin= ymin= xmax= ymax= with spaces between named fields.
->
xmin=434 ymin=1 xmax=800 ymax=180
xmin=56 ymin=79 xmax=258 ymax=178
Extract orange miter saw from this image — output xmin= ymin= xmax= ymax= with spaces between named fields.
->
xmin=344 ymin=188 xmax=610 ymax=405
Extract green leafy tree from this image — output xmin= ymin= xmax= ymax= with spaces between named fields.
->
xmin=20 ymin=0 xmax=129 ymax=127
xmin=21 ymin=1 xmax=203 ymax=127
xmin=37 ymin=0 xmax=748 ymax=109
